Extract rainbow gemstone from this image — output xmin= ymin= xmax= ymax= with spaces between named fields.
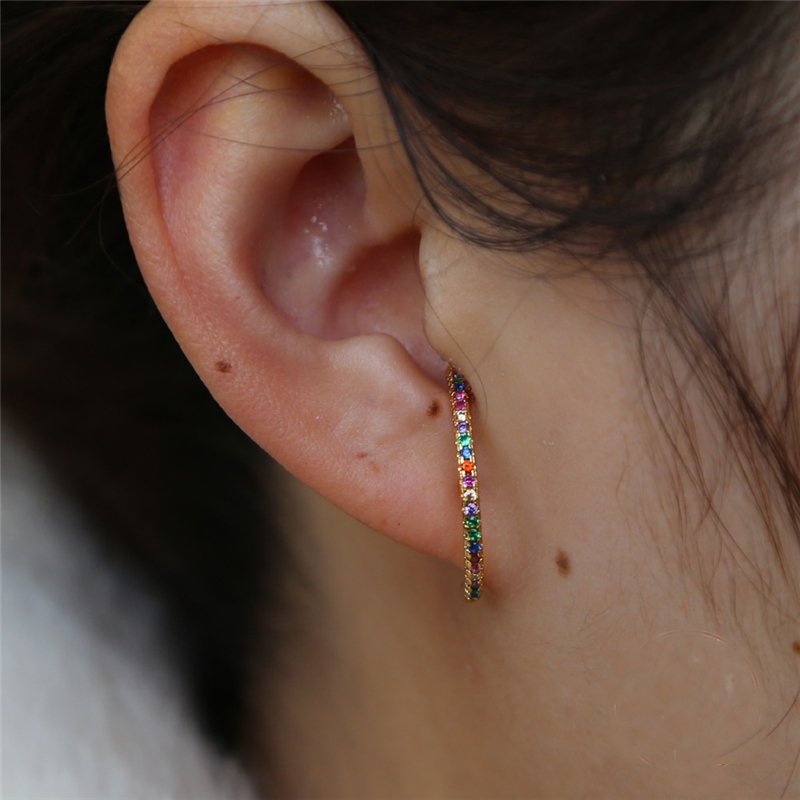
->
xmin=448 ymin=366 xmax=483 ymax=601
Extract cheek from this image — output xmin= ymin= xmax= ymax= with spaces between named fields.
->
xmin=606 ymin=628 xmax=766 ymax=779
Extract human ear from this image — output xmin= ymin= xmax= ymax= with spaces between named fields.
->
xmin=105 ymin=1 xmax=465 ymax=566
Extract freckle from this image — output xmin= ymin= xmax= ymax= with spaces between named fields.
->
xmin=215 ymin=360 xmax=232 ymax=373
xmin=356 ymin=452 xmax=369 ymax=460
xmin=792 ymin=641 xmax=800 ymax=655
xmin=555 ymin=549 xmax=571 ymax=577
xmin=427 ymin=400 xmax=440 ymax=417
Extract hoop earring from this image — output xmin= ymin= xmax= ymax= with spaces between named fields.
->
xmin=447 ymin=366 xmax=483 ymax=600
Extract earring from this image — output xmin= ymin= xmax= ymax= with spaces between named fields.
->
xmin=447 ymin=366 xmax=483 ymax=600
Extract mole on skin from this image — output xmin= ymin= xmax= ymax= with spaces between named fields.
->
xmin=215 ymin=360 xmax=232 ymax=373
xmin=555 ymin=549 xmax=571 ymax=577
xmin=427 ymin=400 xmax=440 ymax=417
xmin=793 ymin=640 xmax=800 ymax=655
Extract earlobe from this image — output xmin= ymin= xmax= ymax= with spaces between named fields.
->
xmin=106 ymin=1 xmax=465 ymax=568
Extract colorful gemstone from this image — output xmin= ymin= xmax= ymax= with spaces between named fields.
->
xmin=449 ymin=366 xmax=484 ymax=601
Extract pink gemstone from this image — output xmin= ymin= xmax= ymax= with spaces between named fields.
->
xmin=455 ymin=391 xmax=467 ymax=401
xmin=455 ymin=399 xmax=466 ymax=411
xmin=471 ymin=563 xmax=480 ymax=574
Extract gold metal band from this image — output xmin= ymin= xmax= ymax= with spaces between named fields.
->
xmin=446 ymin=366 xmax=484 ymax=600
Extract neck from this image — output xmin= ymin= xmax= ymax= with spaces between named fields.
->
xmin=245 ymin=473 xmax=800 ymax=799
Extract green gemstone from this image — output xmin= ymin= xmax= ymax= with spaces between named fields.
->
xmin=468 ymin=530 xmax=482 ymax=541
xmin=465 ymin=515 xmax=480 ymax=528
xmin=458 ymin=434 xmax=472 ymax=447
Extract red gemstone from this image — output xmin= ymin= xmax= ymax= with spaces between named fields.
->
xmin=462 ymin=460 xmax=474 ymax=472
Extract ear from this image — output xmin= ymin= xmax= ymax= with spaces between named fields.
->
xmin=105 ymin=1 xmax=466 ymax=566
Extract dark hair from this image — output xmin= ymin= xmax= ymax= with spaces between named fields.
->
xmin=2 ymin=0 xmax=278 ymax=752
xmin=3 ymin=0 xmax=799 ymax=753
xmin=330 ymin=1 xmax=800 ymax=602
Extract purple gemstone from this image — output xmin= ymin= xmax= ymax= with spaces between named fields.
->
xmin=457 ymin=422 xmax=469 ymax=434
xmin=471 ymin=563 xmax=480 ymax=574
xmin=463 ymin=475 xmax=476 ymax=488
xmin=464 ymin=503 xmax=479 ymax=516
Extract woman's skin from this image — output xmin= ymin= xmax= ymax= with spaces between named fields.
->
xmin=106 ymin=2 xmax=800 ymax=797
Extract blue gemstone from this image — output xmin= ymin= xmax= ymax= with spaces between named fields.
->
xmin=461 ymin=447 xmax=473 ymax=459
xmin=468 ymin=542 xmax=482 ymax=554
xmin=464 ymin=502 xmax=479 ymax=516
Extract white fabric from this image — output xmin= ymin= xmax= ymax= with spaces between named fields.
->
xmin=1 ymin=431 xmax=259 ymax=800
